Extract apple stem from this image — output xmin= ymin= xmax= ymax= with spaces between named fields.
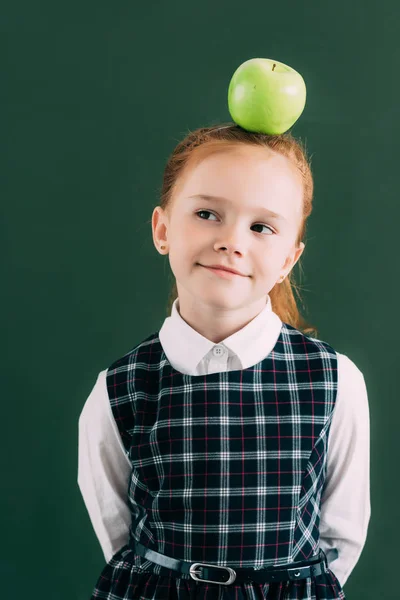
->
xmin=272 ymin=63 xmax=276 ymax=71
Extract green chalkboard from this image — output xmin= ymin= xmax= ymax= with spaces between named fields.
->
xmin=2 ymin=1 xmax=392 ymax=599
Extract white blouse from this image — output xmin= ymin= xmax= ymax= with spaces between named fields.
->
xmin=78 ymin=296 xmax=370 ymax=589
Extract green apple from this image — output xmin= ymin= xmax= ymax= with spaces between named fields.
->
xmin=227 ymin=58 xmax=306 ymax=135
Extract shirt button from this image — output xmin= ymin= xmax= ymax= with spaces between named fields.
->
xmin=212 ymin=345 xmax=226 ymax=357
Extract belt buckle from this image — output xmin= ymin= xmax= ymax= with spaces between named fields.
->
xmin=189 ymin=562 xmax=236 ymax=585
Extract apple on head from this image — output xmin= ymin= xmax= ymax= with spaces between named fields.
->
xmin=228 ymin=58 xmax=307 ymax=135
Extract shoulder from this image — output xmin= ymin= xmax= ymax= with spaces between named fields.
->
xmin=281 ymin=322 xmax=338 ymax=358
xmin=282 ymin=324 xmax=368 ymax=392
xmin=335 ymin=351 xmax=366 ymax=384
xmin=106 ymin=331 xmax=160 ymax=374
xmin=335 ymin=351 xmax=368 ymax=416
xmin=327 ymin=352 xmax=370 ymax=448
xmin=283 ymin=324 xmax=365 ymax=374
xmin=79 ymin=369 xmax=117 ymax=433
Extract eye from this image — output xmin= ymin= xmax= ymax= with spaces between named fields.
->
xmin=195 ymin=210 xmax=275 ymax=235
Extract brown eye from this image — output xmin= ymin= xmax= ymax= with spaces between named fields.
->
xmin=195 ymin=210 xmax=274 ymax=235
xmin=252 ymin=223 xmax=275 ymax=235
xmin=196 ymin=210 xmax=216 ymax=220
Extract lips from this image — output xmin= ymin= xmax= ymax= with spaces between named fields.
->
xmin=200 ymin=264 xmax=247 ymax=276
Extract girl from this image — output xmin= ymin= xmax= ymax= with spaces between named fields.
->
xmin=78 ymin=123 xmax=370 ymax=600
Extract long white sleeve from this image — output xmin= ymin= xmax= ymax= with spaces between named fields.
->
xmin=78 ymin=369 xmax=132 ymax=563
xmin=319 ymin=353 xmax=371 ymax=588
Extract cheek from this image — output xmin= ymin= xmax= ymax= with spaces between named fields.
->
xmin=252 ymin=242 xmax=285 ymax=271
xmin=170 ymin=219 xmax=203 ymax=255
xmin=181 ymin=218 xmax=208 ymax=246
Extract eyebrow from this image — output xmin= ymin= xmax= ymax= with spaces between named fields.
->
xmin=188 ymin=194 xmax=287 ymax=222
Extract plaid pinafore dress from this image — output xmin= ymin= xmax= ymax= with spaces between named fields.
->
xmin=90 ymin=322 xmax=346 ymax=600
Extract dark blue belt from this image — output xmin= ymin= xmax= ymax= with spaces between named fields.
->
xmin=131 ymin=539 xmax=331 ymax=585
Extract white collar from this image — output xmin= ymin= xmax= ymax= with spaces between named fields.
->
xmin=158 ymin=295 xmax=283 ymax=374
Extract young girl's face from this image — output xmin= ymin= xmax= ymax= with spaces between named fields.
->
xmin=152 ymin=145 xmax=305 ymax=315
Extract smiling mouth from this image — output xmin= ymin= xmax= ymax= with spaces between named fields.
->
xmin=198 ymin=264 xmax=247 ymax=277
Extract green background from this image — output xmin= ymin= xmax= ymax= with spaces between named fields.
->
xmin=2 ymin=1 xmax=392 ymax=598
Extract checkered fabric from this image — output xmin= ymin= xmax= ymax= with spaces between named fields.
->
xmin=89 ymin=323 xmax=345 ymax=599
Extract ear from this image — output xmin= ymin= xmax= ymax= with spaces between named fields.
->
xmin=283 ymin=241 xmax=305 ymax=273
xmin=292 ymin=241 xmax=305 ymax=267
xmin=152 ymin=206 xmax=168 ymax=249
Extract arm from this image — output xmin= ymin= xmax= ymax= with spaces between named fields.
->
xmin=78 ymin=369 xmax=132 ymax=563
xmin=319 ymin=353 xmax=371 ymax=588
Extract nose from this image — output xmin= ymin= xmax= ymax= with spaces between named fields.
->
xmin=215 ymin=241 xmax=244 ymax=256
xmin=214 ymin=227 xmax=246 ymax=255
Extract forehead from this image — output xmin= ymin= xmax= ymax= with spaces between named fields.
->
xmin=174 ymin=145 xmax=303 ymax=221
